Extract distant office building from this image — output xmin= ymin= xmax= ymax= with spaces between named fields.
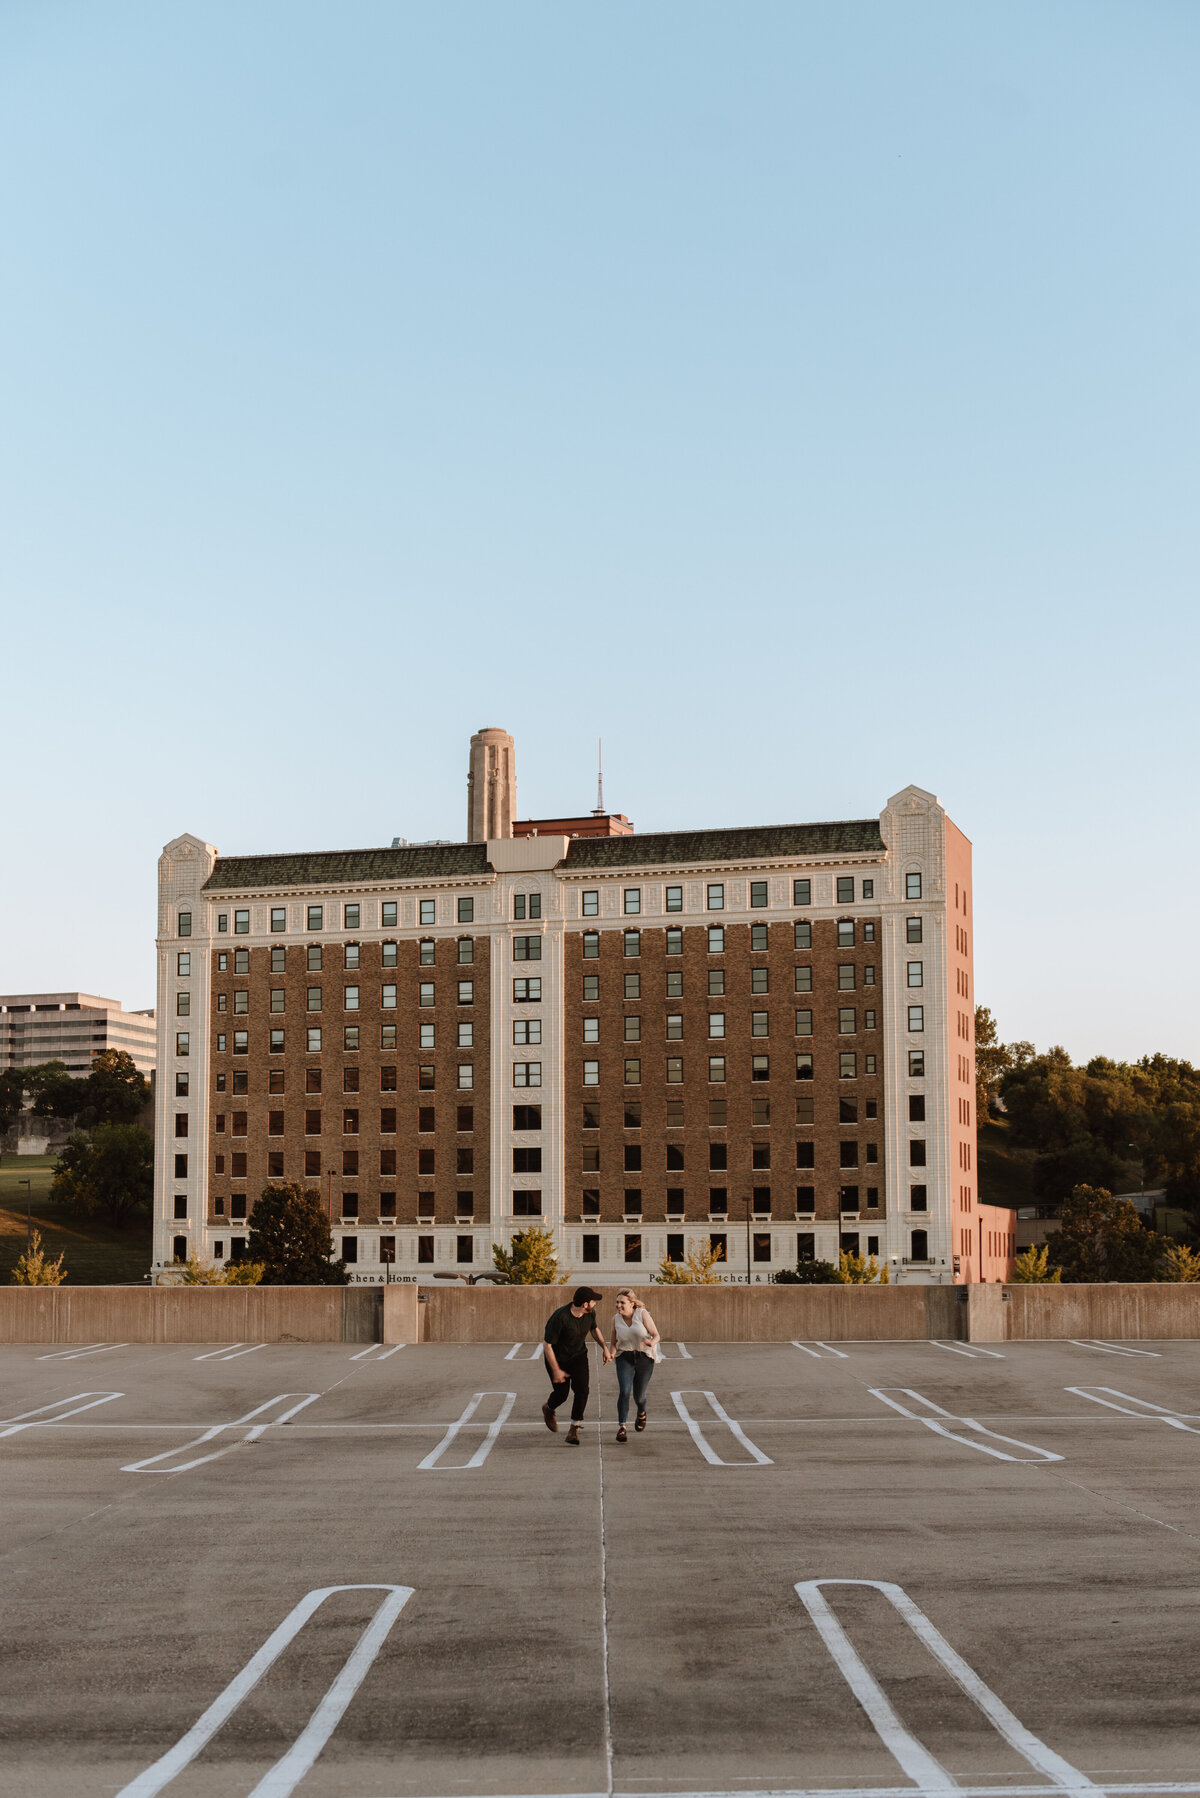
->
xmin=154 ymin=728 xmax=1010 ymax=1282
xmin=0 ymin=993 xmax=157 ymax=1078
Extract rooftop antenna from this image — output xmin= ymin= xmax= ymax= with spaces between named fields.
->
xmin=592 ymin=738 xmax=605 ymax=816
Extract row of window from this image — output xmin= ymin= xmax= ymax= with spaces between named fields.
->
xmin=203 ymin=981 xmax=478 ymax=1016
xmin=573 ymin=920 xmax=879 ymax=959
xmin=581 ymin=1096 xmax=887 ymax=1127
xmin=179 ymin=939 xmax=477 ymax=973
xmin=178 ymin=879 xmax=925 ymax=943
xmin=577 ymin=1051 xmax=881 ymax=1085
xmin=575 ymin=962 xmax=885 ymax=1002
xmin=580 ymin=1008 xmax=881 ymax=1042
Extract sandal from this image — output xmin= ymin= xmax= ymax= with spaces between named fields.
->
xmin=616 ymin=1425 xmax=627 ymax=1442
xmin=635 ymin=1411 xmax=647 ymax=1432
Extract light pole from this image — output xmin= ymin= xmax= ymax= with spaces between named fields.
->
xmin=741 ymin=1194 xmax=752 ymax=1285
xmin=19 ymin=1179 xmax=31 ymax=1256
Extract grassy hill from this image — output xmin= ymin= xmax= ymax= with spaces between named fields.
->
xmin=0 ymin=1154 xmax=151 ymax=1285
xmin=977 ymin=1116 xmax=1037 ymax=1212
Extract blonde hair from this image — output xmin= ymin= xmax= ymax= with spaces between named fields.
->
xmin=616 ymin=1287 xmax=640 ymax=1306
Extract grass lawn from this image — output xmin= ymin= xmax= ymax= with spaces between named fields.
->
xmin=0 ymin=1154 xmax=152 ymax=1285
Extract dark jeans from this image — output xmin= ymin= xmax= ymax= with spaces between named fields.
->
xmin=546 ymin=1350 xmax=590 ymax=1422
xmin=615 ymin=1350 xmax=655 ymax=1424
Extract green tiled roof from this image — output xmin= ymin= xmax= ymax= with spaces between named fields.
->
xmin=564 ymin=822 xmax=884 ymax=869
xmin=203 ymin=845 xmax=490 ymax=891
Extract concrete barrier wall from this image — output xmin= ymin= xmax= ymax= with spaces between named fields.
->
xmin=0 ymin=1286 xmax=380 ymax=1344
xmin=1000 ymin=1283 xmax=1200 ymax=1341
xmin=403 ymin=1282 xmax=963 ymax=1344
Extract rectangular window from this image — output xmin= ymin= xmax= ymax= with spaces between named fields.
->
xmin=582 ymin=1234 xmax=600 ymax=1262
xmin=270 ymin=988 xmax=285 ymax=1013
xmin=793 ymin=879 xmax=811 ymax=907
xmin=380 ymin=1067 xmax=397 ymax=1092
xmin=624 ymin=1015 xmax=641 ymax=1042
xmin=176 ymin=991 xmax=191 ymax=1017
xmin=753 ymin=1233 xmax=772 ymax=1263
xmin=865 ymin=1054 xmax=877 ymax=1074
xmin=666 ymin=1057 xmax=684 ymax=1083
xmin=840 ymin=1142 xmax=859 ymax=1168
xmin=305 ymin=905 xmax=322 ymax=932
xmin=458 ymin=1064 xmax=474 ymax=1089
xmin=420 ymin=899 xmax=436 ymax=925
xmin=623 ymin=887 xmax=641 ymax=914
xmin=795 ymin=1053 xmax=813 ymax=1080
xmin=624 ymin=972 xmax=641 ymax=1000
xmin=666 ymin=928 xmax=683 ymax=955
xmin=514 ymin=1061 xmax=542 ymax=1087
xmin=513 ymin=894 xmax=525 ymax=920
xmin=624 ymin=1144 xmax=642 ymax=1173
xmin=458 ymin=1023 xmax=473 ymax=1047
xmin=307 ymin=1028 xmax=322 ymax=1052
xmin=751 ymin=967 xmax=769 ymax=995
xmin=382 ymin=901 xmax=397 ymax=927
xmin=457 ymin=980 xmax=474 ymax=1005
xmin=708 ymin=926 xmax=724 ymax=954
xmin=793 ymin=922 xmax=812 ymax=953
xmin=271 ymin=947 xmax=286 ymax=972
xmin=217 ymin=913 xmax=228 ymax=934
xmin=708 ymin=1012 xmax=726 ymax=1039
xmin=907 ymin=962 xmax=923 ymax=988
xmin=233 ymin=989 xmax=249 ymax=1014
xmin=233 ymin=948 xmax=249 ymax=974
xmin=665 ymin=970 xmax=683 ymax=998
xmin=513 ymin=977 xmax=542 ymax=1002
xmin=839 ymin=1052 xmax=857 ymax=1078
xmin=513 ymin=1191 xmax=543 ymax=1216
xmin=907 ymin=916 xmax=923 ymax=943
xmin=836 ymin=877 xmax=854 ymax=903
xmin=795 ymin=1009 xmax=812 ymax=1036
xmin=796 ymin=1141 xmax=815 ymax=1169
xmin=513 ymin=935 xmax=542 ymax=961
xmin=862 ymin=880 xmax=874 ymax=899
xmin=420 ymin=940 xmax=436 ymax=964
xmin=666 ymin=1231 xmax=685 ymax=1260
xmin=838 ymin=964 xmax=856 ymax=991
xmin=750 ymin=880 xmax=768 ymax=908
xmin=513 ymin=1104 xmax=540 ymax=1130
xmin=619 ymin=1057 xmax=639 ymax=1085
xmin=906 ymin=872 xmax=922 ymax=900
xmin=457 ymin=937 xmax=473 ymax=963
xmin=343 ymin=1026 xmax=359 ymax=1050
xmin=909 ymin=1095 xmax=926 ymax=1122
xmin=910 ymin=1185 xmax=928 ymax=1212
xmin=908 ymin=1006 xmax=925 ymax=1032
xmin=269 ymin=1029 xmax=285 ymax=1053
xmin=458 ymin=895 xmax=474 ymax=923
xmin=513 ymin=1146 xmax=543 ymax=1173
xmin=582 ymin=1017 xmax=599 ymax=1043
xmin=624 ymin=1233 xmax=642 ymax=1264
xmin=706 ymin=883 xmax=724 ymax=910
xmin=660 ymin=1014 xmax=681 ymax=1042
xmin=380 ymin=1024 xmax=397 ymax=1049
xmin=215 ymin=1032 xmax=226 ymax=1052
xmin=582 ymin=890 xmax=599 ymax=916
xmin=419 ymin=983 xmax=435 ymax=1007
xmin=750 ymin=924 xmax=768 ymax=953
xmin=379 ymin=983 xmax=397 ymax=1010
xmin=837 ymin=920 xmax=855 ymax=948
xmin=176 ymin=952 xmax=191 ymax=977
xmin=751 ymin=1055 xmax=769 ymax=1081
xmin=796 ymin=1095 xmax=814 ymax=1124
xmin=344 ymin=943 xmax=360 ymax=970
xmin=909 ymin=1050 xmax=925 ymax=1077
xmin=708 ymin=1056 xmax=726 ymax=1082
xmin=910 ymin=1140 xmax=927 ymax=1167
xmin=307 ymin=987 xmax=322 ymax=1012
xmin=344 ymin=986 xmax=360 ymax=1010
xmin=751 ymin=1011 xmax=769 ymax=1037
xmin=178 ymin=911 xmax=192 ymax=937
xmin=838 ymin=1008 xmax=856 ymax=1034
xmin=864 ymin=1009 xmax=877 ymax=1030
xmin=665 ymin=885 xmax=683 ymax=912
xmin=420 ymin=1024 xmax=435 ymax=1049
xmin=232 ymin=1031 xmax=248 ymax=1055
xmin=864 ymin=966 xmax=876 ymax=987
xmin=307 ymin=945 xmax=323 ymax=972
xmin=233 ymin=909 xmax=249 ymax=935
xmin=582 ymin=1189 xmax=601 ymax=1216
xmin=624 ymin=929 xmax=640 ymax=957
xmin=793 ymin=965 xmax=813 ymax=996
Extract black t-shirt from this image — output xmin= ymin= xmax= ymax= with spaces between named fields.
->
xmin=543 ymin=1304 xmax=595 ymax=1365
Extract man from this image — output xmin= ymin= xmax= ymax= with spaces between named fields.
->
xmin=541 ymin=1286 xmax=610 ymax=1445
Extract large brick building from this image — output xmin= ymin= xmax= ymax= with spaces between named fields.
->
xmin=153 ymin=729 xmax=1010 ymax=1283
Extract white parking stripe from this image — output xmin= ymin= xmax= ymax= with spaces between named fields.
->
xmin=670 ymin=1391 xmax=772 ymax=1466
xmin=676 ymin=1342 xmax=692 ymax=1359
xmin=504 ymin=1342 xmax=522 ymax=1359
xmin=931 ymin=1340 xmax=1005 ymax=1359
xmin=121 ymin=1394 xmax=319 ymax=1474
xmin=193 ymin=1344 xmax=243 ymax=1360
xmin=795 ymin=1578 xmax=1096 ymax=1793
xmin=870 ymin=1388 xmax=1063 ymax=1463
xmin=814 ymin=1342 xmax=849 ymax=1358
xmin=0 ymin=1393 xmax=123 ymax=1439
xmin=1069 ymin=1339 xmax=1161 ymax=1358
xmin=349 ymin=1344 xmax=404 ymax=1361
xmin=36 ymin=1342 xmax=106 ymax=1360
xmin=1068 ymin=1387 xmax=1200 ymax=1434
xmin=792 ymin=1342 xmax=824 ymax=1358
xmin=114 ymin=1583 xmax=413 ymax=1798
xmin=418 ymin=1391 xmax=516 ymax=1470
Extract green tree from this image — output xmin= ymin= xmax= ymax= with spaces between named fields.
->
xmin=9 ymin=1230 xmax=67 ymax=1285
xmin=1011 ymin=1243 xmax=1061 ymax=1283
xmin=51 ymin=1124 xmax=154 ymax=1228
xmin=656 ymin=1237 xmax=725 ymax=1283
xmin=74 ymin=1050 xmax=151 ymax=1127
xmin=0 ymin=1067 xmax=27 ymax=1135
xmin=834 ymin=1250 xmax=890 ymax=1285
xmin=773 ymin=1259 xmax=840 ymax=1285
xmin=1158 ymin=1242 xmax=1200 ymax=1283
xmin=25 ymin=1060 xmax=83 ymax=1122
xmin=247 ymin=1182 xmax=348 ymax=1284
xmin=1046 ymin=1185 xmax=1166 ymax=1283
xmin=975 ymin=1007 xmax=1012 ymax=1118
xmin=492 ymin=1224 xmax=569 ymax=1284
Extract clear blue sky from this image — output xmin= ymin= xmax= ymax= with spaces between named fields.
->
xmin=2 ymin=2 xmax=1196 ymax=1064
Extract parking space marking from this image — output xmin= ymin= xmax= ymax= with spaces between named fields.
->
xmin=417 ymin=1391 xmax=517 ymax=1470
xmin=192 ymin=1343 xmax=267 ymax=1362
xmin=36 ymin=1341 xmax=107 ymax=1360
xmin=795 ymin=1578 xmax=1096 ymax=1793
xmin=792 ymin=1342 xmax=849 ymax=1359
xmin=349 ymin=1344 xmax=405 ymax=1361
xmin=115 ymin=1581 xmax=414 ymax=1798
xmin=503 ymin=1343 xmax=545 ymax=1360
xmin=0 ymin=1392 xmax=124 ymax=1439
xmin=121 ymin=1394 xmax=320 ymax=1474
xmin=1068 ymin=1387 xmax=1200 ymax=1434
xmin=870 ymin=1388 xmax=1063 ymax=1463
xmin=1069 ymin=1339 xmax=1161 ymax=1358
xmin=931 ymin=1340 xmax=1004 ymax=1359
xmin=670 ymin=1390 xmax=772 ymax=1466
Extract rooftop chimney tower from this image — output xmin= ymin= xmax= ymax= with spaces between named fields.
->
xmin=467 ymin=728 xmax=516 ymax=843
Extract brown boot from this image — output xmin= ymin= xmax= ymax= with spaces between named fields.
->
xmin=565 ymin=1422 xmax=581 ymax=1446
xmin=541 ymin=1402 xmax=558 ymax=1433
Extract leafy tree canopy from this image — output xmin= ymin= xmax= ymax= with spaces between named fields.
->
xmin=9 ymin=1230 xmax=67 ymax=1285
xmin=492 ymin=1224 xmax=569 ymax=1285
xmin=656 ymin=1237 xmax=726 ymax=1283
xmin=247 ymin=1182 xmax=348 ymax=1284
xmin=773 ymin=1259 xmax=840 ymax=1285
xmin=1011 ymin=1244 xmax=1061 ymax=1284
xmin=51 ymin=1124 xmax=154 ymax=1228
xmin=835 ymin=1250 xmax=890 ymax=1285
xmin=1046 ymin=1185 xmax=1168 ymax=1284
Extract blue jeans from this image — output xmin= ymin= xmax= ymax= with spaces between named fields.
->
xmin=615 ymin=1350 xmax=655 ymax=1424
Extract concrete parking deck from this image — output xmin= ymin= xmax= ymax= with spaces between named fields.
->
xmin=4 ymin=1338 xmax=1200 ymax=1795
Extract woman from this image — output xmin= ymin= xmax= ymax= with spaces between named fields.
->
xmin=609 ymin=1288 xmax=662 ymax=1441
